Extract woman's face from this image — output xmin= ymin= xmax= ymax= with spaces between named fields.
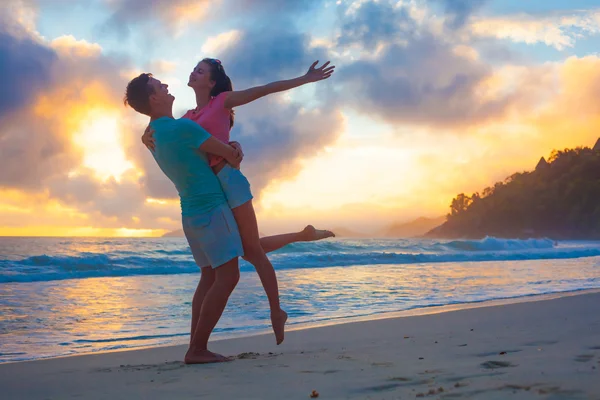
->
xmin=188 ymin=62 xmax=214 ymax=90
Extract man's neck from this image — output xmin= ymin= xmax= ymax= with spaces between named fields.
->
xmin=150 ymin=109 xmax=174 ymax=121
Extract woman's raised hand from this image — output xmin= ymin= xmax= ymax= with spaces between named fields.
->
xmin=304 ymin=61 xmax=335 ymax=83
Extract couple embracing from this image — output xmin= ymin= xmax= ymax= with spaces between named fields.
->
xmin=125 ymin=58 xmax=335 ymax=363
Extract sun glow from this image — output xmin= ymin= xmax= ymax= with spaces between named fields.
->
xmin=73 ymin=109 xmax=134 ymax=181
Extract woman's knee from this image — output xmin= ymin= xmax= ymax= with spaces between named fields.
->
xmin=242 ymin=243 xmax=267 ymax=264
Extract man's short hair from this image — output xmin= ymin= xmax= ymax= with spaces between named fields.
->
xmin=124 ymin=73 xmax=154 ymax=116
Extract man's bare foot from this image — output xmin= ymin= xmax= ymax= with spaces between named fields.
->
xmin=184 ymin=349 xmax=233 ymax=364
xmin=301 ymin=225 xmax=335 ymax=242
xmin=271 ymin=309 xmax=288 ymax=345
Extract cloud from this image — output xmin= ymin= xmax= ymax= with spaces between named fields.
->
xmin=129 ymin=12 xmax=344 ymax=202
xmin=201 ymin=30 xmax=241 ymax=56
xmin=0 ymin=8 xmax=162 ymax=228
xmin=470 ymin=10 xmax=600 ymax=50
xmin=98 ymin=0 xmax=326 ymax=39
xmin=337 ymin=0 xmax=416 ymax=49
xmin=433 ymin=0 xmax=488 ymax=28
xmin=5 ymin=0 xmax=600 ymax=235
xmin=147 ymin=59 xmax=178 ymax=74
xmin=47 ymin=169 xmax=170 ymax=224
xmin=234 ymin=103 xmax=344 ymax=196
xmin=260 ymin=55 xmax=600 ymax=231
xmin=334 ymin=0 xmax=513 ymax=127
xmin=201 ymin=24 xmax=344 ymax=197
xmin=0 ymin=0 xmax=340 ymax=233
xmin=391 ymin=55 xmax=600 ymax=213
xmin=0 ymin=41 xmax=132 ymax=189
xmin=0 ymin=10 xmax=71 ymax=188
xmin=0 ymin=16 xmax=56 ymax=118
xmin=100 ymin=0 xmax=212 ymax=37
xmin=50 ymin=35 xmax=103 ymax=57
xmin=231 ymin=0 xmax=325 ymax=16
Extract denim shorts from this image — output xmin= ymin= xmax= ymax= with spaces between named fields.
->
xmin=182 ymin=203 xmax=244 ymax=268
xmin=216 ymin=165 xmax=254 ymax=209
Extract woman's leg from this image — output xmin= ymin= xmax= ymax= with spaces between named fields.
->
xmin=232 ymin=200 xmax=287 ymax=345
xmin=258 ymin=225 xmax=335 ymax=254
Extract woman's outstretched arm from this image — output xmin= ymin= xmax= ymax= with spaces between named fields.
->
xmin=223 ymin=61 xmax=335 ymax=109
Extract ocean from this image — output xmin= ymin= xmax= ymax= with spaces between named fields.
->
xmin=1 ymin=236 xmax=599 ymax=363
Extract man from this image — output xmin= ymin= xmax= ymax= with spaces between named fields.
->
xmin=124 ymin=73 xmax=243 ymax=364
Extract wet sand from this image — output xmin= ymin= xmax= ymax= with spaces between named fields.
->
xmin=2 ymin=290 xmax=600 ymax=399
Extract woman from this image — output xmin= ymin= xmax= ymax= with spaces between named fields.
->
xmin=143 ymin=58 xmax=335 ymax=345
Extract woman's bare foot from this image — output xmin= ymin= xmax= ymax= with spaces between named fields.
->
xmin=271 ymin=309 xmax=288 ymax=345
xmin=184 ymin=349 xmax=233 ymax=364
xmin=301 ymin=225 xmax=335 ymax=241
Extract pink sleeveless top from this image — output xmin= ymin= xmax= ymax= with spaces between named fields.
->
xmin=182 ymin=92 xmax=231 ymax=166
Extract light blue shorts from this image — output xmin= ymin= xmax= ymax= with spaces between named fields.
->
xmin=182 ymin=203 xmax=244 ymax=269
xmin=216 ymin=165 xmax=254 ymax=209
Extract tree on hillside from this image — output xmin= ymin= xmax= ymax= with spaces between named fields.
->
xmin=428 ymin=144 xmax=600 ymax=239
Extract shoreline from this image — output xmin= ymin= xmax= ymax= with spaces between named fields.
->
xmin=4 ymin=287 xmax=600 ymax=366
xmin=281 ymin=286 xmax=600 ymax=333
xmin=3 ymin=288 xmax=600 ymax=399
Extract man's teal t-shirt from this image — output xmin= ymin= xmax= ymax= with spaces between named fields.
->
xmin=149 ymin=117 xmax=226 ymax=216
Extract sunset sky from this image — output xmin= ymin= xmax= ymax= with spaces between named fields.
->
xmin=2 ymin=0 xmax=600 ymax=237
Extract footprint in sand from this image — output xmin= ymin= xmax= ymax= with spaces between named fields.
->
xmin=444 ymin=371 xmax=506 ymax=383
xmin=299 ymin=369 xmax=340 ymax=375
xmin=480 ymin=361 xmax=517 ymax=369
xmin=476 ymin=349 xmax=522 ymax=357
xmin=387 ymin=377 xmax=411 ymax=382
xmin=574 ymin=354 xmax=594 ymax=362
xmin=116 ymin=361 xmax=185 ymax=372
xmin=537 ymin=386 xmax=584 ymax=397
xmin=237 ymin=352 xmax=260 ymax=360
xmin=371 ymin=362 xmax=394 ymax=367
xmin=357 ymin=378 xmax=434 ymax=394
xmin=522 ymin=340 xmax=558 ymax=347
xmin=418 ymin=369 xmax=444 ymax=375
xmin=453 ymin=381 xmax=469 ymax=388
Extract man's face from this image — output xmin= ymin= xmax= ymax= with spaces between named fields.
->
xmin=149 ymin=77 xmax=175 ymax=109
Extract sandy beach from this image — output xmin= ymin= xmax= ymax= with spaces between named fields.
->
xmin=2 ymin=291 xmax=600 ymax=399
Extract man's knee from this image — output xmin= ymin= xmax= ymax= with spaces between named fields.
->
xmin=200 ymin=267 xmax=215 ymax=285
xmin=220 ymin=270 xmax=239 ymax=291
xmin=215 ymin=259 xmax=240 ymax=290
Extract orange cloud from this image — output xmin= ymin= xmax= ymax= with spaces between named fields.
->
xmin=412 ymin=56 xmax=600 ymax=208
xmin=201 ymin=30 xmax=241 ymax=56
xmin=100 ymin=0 xmax=216 ymax=37
xmin=259 ymin=55 xmax=600 ymax=232
xmin=4 ymin=0 xmax=600 ymax=236
xmin=50 ymin=35 xmax=102 ymax=58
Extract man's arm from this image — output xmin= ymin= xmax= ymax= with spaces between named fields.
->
xmin=185 ymin=119 xmax=243 ymax=168
xmin=199 ymin=137 xmax=242 ymax=168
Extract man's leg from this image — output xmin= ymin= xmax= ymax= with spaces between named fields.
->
xmin=185 ymin=257 xmax=240 ymax=364
xmin=190 ymin=266 xmax=215 ymax=345
xmin=258 ymin=225 xmax=335 ymax=254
